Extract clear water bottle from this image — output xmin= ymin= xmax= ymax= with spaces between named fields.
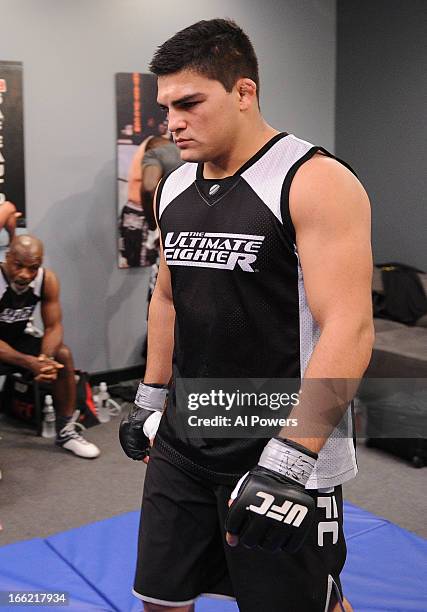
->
xmin=41 ymin=395 xmax=56 ymax=438
xmin=96 ymin=382 xmax=111 ymax=423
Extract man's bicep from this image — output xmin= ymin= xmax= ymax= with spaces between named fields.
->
xmin=298 ymin=225 xmax=373 ymax=330
xmin=41 ymin=272 xmax=63 ymax=327
xmin=291 ymin=159 xmax=373 ymax=328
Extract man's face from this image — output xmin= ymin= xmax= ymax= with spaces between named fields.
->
xmin=157 ymin=70 xmax=239 ymax=163
xmin=5 ymin=249 xmax=42 ymax=294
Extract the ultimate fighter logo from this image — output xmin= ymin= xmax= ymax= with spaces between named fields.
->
xmin=163 ymin=232 xmax=265 ymax=272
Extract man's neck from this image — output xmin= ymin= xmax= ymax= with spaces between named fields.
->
xmin=203 ymin=123 xmax=280 ymax=179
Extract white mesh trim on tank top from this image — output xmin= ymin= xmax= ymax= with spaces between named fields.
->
xmin=0 ymin=270 xmax=8 ymax=300
xmin=31 ymin=267 xmax=44 ymax=297
xmin=296 ymin=256 xmax=357 ymax=489
xmin=241 ymin=134 xmax=313 ymax=223
xmin=158 ymin=162 xmax=197 ymax=220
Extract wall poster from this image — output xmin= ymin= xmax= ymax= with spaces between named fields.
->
xmin=116 ymin=72 xmax=167 ymax=268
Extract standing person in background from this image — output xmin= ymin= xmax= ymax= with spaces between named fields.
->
xmin=141 ymin=136 xmax=184 ymax=264
xmin=119 ymin=137 xmax=154 ymax=268
xmin=118 ymin=132 xmax=177 ymax=268
xmin=141 ymin=136 xmax=184 ymax=232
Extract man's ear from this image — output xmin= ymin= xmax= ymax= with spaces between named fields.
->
xmin=236 ymin=78 xmax=257 ymax=110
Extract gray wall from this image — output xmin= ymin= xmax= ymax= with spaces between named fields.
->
xmin=0 ymin=0 xmax=336 ymax=371
xmin=336 ymin=0 xmax=427 ymax=269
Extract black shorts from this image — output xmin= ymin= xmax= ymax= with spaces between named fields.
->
xmin=134 ymin=446 xmax=347 ymax=612
xmin=9 ymin=334 xmax=42 ymax=356
xmin=0 ymin=335 xmax=42 ymax=376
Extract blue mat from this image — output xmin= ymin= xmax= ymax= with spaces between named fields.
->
xmin=0 ymin=503 xmax=426 ymax=611
xmin=0 ymin=538 xmax=110 ymax=610
xmin=342 ymin=505 xmax=427 ymax=612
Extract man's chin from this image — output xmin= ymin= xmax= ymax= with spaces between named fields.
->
xmin=11 ymin=282 xmax=30 ymax=294
xmin=179 ymin=149 xmax=205 ymax=163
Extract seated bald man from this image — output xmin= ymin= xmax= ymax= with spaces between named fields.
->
xmin=0 ymin=235 xmax=100 ymax=459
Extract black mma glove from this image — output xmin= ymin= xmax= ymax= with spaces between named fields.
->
xmin=225 ymin=438 xmax=317 ymax=553
xmin=119 ymin=382 xmax=168 ymax=460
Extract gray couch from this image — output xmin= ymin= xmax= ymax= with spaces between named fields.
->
xmin=366 ymin=268 xmax=427 ymax=377
xmin=357 ymin=268 xmax=427 ymax=466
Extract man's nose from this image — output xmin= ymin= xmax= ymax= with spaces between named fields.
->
xmin=19 ymin=270 xmax=32 ymax=280
xmin=167 ymin=109 xmax=186 ymax=134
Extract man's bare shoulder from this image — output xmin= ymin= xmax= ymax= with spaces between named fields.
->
xmin=289 ymin=153 xmax=370 ymax=229
xmin=42 ymin=268 xmax=60 ymax=299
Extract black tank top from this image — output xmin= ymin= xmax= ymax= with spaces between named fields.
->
xmin=0 ymin=266 xmax=44 ymax=344
xmin=154 ymin=133 xmax=358 ymax=488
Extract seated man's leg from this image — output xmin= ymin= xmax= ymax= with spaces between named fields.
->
xmin=51 ymin=344 xmax=75 ymax=419
xmin=52 ymin=343 xmax=100 ymax=459
xmin=8 ymin=335 xmax=100 ymax=459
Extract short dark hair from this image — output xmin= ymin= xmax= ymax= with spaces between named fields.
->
xmin=150 ymin=18 xmax=260 ymax=99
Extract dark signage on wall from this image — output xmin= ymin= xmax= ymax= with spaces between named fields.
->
xmin=115 ymin=72 xmax=165 ymax=145
xmin=0 ymin=61 xmax=26 ymax=224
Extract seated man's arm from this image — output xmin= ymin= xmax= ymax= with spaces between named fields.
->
xmin=0 ymin=336 xmax=59 ymax=382
xmin=40 ymin=269 xmax=64 ymax=359
xmin=0 ymin=338 xmax=39 ymax=371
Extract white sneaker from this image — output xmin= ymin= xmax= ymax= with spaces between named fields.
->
xmin=56 ymin=411 xmax=101 ymax=459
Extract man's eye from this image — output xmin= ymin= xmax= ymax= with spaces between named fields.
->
xmin=181 ymin=101 xmax=198 ymax=109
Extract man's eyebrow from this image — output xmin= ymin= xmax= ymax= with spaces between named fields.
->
xmin=158 ymin=93 xmax=203 ymax=109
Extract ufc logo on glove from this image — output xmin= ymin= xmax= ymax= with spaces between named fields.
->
xmin=249 ymin=492 xmax=308 ymax=527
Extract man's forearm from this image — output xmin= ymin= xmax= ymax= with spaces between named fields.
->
xmin=280 ymin=320 xmax=374 ymax=453
xmin=144 ymin=291 xmax=175 ymax=385
xmin=0 ymin=340 xmax=33 ymax=369
xmin=41 ymin=324 xmax=63 ymax=358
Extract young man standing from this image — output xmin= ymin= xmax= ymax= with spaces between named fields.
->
xmin=120 ymin=19 xmax=374 ymax=612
